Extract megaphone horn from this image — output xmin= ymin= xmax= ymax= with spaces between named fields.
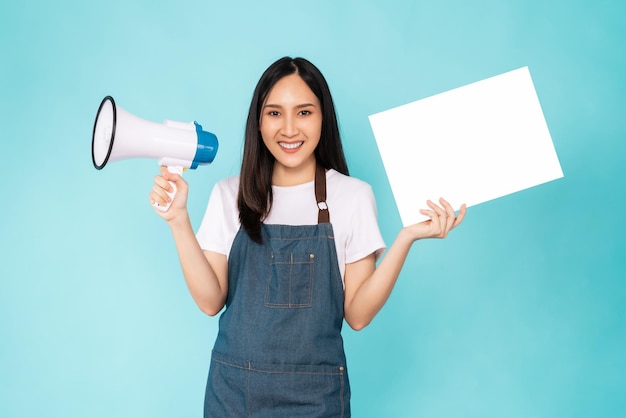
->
xmin=91 ymin=96 xmax=218 ymax=211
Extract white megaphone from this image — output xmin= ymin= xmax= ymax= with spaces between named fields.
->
xmin=92 ymin=96 xmax=218 ymax=212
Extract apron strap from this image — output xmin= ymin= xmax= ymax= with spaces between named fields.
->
xmin=315 ymin=162 xmax=330 ymax=224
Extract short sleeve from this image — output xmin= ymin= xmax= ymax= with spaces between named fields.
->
xmin=344 ymin=183 xmax=386 ymax=264
xmin=195 ymin=177 xmax=240 ymax=256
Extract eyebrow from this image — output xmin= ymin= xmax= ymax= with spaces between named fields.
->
xmin=263 ymin=103 xmax=317 ymax=110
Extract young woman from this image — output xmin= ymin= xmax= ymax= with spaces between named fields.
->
xmin=150 ymin=56 xmax=466 ymax=417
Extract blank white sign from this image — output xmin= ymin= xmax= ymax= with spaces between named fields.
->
xmin=369 ymin=66 xmax=564 ymax=226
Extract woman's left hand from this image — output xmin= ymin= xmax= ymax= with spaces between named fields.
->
xmin=404 ymin=197 xmax=466 ymax=241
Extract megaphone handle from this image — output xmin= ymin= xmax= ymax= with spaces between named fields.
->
xmin=154 ymin=166 xmax=183 ymax=212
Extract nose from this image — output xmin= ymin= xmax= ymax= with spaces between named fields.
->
xmin=280 ymin=113 xmax=298 ymax=138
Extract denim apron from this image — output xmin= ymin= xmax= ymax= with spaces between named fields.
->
xmin=204 ymin=165 xmax=350 ymax=417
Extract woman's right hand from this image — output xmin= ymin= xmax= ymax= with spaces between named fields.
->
xmin=149 ymin=166 xmax=189 ymax=223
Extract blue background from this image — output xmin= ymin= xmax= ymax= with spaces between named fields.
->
xmin=1 ymin=1 xmax=624 ymax=417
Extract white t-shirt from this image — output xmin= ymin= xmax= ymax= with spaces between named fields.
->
xmin=196 ymin=169 xmax=386 ymax=281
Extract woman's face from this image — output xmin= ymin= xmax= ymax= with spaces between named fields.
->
xmin=260 ymin=73 xmax=322 ymax=185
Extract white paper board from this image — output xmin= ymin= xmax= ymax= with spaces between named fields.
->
xmin=368 ymin=66 xmax=563 ymax=226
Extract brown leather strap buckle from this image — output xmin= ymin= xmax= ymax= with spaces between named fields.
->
xmin=315 ymin=162 xmax=329 ymax=224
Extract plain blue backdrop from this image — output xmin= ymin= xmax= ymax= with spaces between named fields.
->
xmin=1 ymin=0 xmax=624 ymax=417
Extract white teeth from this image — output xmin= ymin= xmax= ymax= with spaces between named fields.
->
xmin=279 ymin=141 xmax=304 ymax=150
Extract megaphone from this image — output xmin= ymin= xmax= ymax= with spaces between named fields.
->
xmin=92 ymin=96 xmax=218 ymax=212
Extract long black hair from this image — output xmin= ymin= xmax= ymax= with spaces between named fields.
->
xmin=238 ymin=57 xmax=349 ymax=243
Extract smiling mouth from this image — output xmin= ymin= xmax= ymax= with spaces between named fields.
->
xmin=279 ymin=141 xmax=304 ymax=150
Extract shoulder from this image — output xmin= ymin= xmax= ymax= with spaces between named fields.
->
xmin=327 ymin=170 xmax=375 ymax=200
xmin=328 ymin=169 xmax=371 ymax=189
xmin=212 ymin=175 xmax=240 ymax=200
xmin=206 ymin=175 xmax=240 ymax=216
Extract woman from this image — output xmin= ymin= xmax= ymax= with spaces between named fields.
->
xmin=150 ymin=56 xmax=466 ymax=417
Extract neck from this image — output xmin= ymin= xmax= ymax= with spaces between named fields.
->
xmin=272 ymin=157 xmax=317 ymax=187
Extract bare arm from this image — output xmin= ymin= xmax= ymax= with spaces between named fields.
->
xmin=344 ymin=198 xmax=466 ymax=330
xmin=150 ymin=167 xmax=228 ymax=316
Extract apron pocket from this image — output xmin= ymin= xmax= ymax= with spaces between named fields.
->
xmin=248 ymin=361 xmax=347 ymax=417
xmin=208 ymin=352 xmax=349 ymax=418
xmin=265 ymin=252 xmax=315 ymax=308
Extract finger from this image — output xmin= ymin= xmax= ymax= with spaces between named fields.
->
xmin=428 ymin=200 xmax=450 ymax=234
xmin=160 ymin=168 xmax=188 ymax=194
xmin=421 ymin=209 xmax=447 ymax=239
xmin=149 ymin=192 xmax=167 ymax=207
xmin=439 ymin=197 xmax=455 ymax=216
xmin=453 ymin=204 xmax=467 ymax=227
xmin=419 ymin=209 xmax=444 ymax=231
xmin=149 ymin=192 xmax=164 ymax=207
xmin=154 ymin=174 xmax=174 ymax=193
xmin=426 ymin=199 xmax=446 ymax=218
xmin=444 ymin=204 xmax=466 ymax=231
xmin=430 ymin=198 xmax=454 ymax=238
xmin=161 ymin=166 xmax=185 ymax=183
xmin=439 ymin=198 xmax=456 ymax=231
xmin=150 ymin=193 xmax=169 ymax=208
xmin=419 ymin=208 xmax=438 ymax=221
xmin=151 ymin=183 xmax=172 ymax=205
